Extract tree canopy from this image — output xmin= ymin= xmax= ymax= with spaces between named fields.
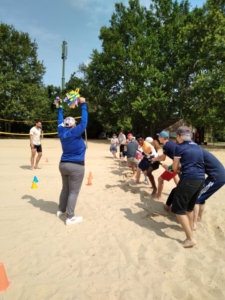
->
xmin=0 ymin=24 xmax=48 ymax=126
xmin=1 ymin=0 xmax=225 ymax=138
xmin=79 ymin=0 xmax=225 ymax=135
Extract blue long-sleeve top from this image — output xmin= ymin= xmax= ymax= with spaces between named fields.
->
xmin=57 ymin=103 xmax=88 ymax=163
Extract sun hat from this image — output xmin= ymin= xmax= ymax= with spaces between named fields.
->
xmin=145 ymin=137 xmax=153 ymax=143
xmin=156 ymin=131 xmax=169 ymax=138
xmin=64 ymin=117 xmax=76 ymax=127
xmin=176 ymin=126 xmax=192 ymax=141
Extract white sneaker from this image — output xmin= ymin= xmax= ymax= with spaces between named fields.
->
xmin=66 ymin=216 xmax=83 ymax=226
xmin=56 ymin=210 xmax=66 ymax=217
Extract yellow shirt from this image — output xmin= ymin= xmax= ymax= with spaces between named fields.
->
xmin=142 ymin=141 xmax=153 ymax=155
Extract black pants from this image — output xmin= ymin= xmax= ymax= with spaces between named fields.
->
xmin=166 ymin=187 xmax=176 ymax=207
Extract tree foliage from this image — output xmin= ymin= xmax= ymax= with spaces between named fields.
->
xmin=79 ymin=0 xmax=225 ymax=135
xmin=1 ymin=0 xmax=225 ymax=137
xmin=0 ymin=23 xmax=48 ymax=131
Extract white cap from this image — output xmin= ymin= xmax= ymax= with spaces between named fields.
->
xmin=64 ymin=117 xmax=76 ymax=127
xmin=145 ymin=137 xmax=153 ymax=143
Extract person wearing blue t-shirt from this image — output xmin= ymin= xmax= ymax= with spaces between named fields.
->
xmin=193 ymin=149 xmax=225 ymax=230
xmin=56 ymin=97 xmax=88 ymax=226
xmin=172 ymin=126 xmax=205 ymax=248
xmin=165 ymin=149 xmax=225 ymax=229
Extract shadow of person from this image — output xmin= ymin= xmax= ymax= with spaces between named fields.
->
xmin=20 ymin=165 xmax=32 ymax=170
xmin=120 ymin=207 xmax=182 ymax=243
xmin=22 ymin=195 xmax=59 ymax=216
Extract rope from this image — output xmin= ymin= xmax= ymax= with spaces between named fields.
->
xmin=0 ymin=132 xmax=58 ymax=136
xmin=0 ymin=116 xmax=81 ymax=123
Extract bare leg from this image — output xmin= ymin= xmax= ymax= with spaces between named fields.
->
xmin=157 ymin=176 xmax=164 ymax=199
xmin=147 ymin=167 xmax=157 ymax=195
xmin=131 ymin=166 xmax=137 ymax=180
xmin=193 ymin=204 xmax=199 ymax=230
xmin=136 ymin=168 xmax=141 ymax=183
xmin=176 ymin=214 xmax=197 ymax=248
xmin=111 ymin=150 xmax=116 ymax=158
xmin=34 ymin=152 xmax=42 ymax=168
xmin=146 ymin=176 xmax=151 ymax=186
xmin=186 ymin=211 xmax=194 ymax=231
xmin=198 ymin=204 xmax=205 ymax=221
xmin=120 ymin=152 xmax=124 ymax=161
xmin=30 ymin=149 xmax=36 ymax=170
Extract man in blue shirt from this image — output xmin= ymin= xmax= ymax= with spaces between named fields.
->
xmin=193 ymin=149 xmax=225 ymax=229
xmin=165 ymin=149 xmax=225 ymax=232
xmin=172 ymin=126 xmax=205 ymax=248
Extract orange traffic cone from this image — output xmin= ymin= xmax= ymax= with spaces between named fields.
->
xmin=87 ymin=177 xmax=92 ymax=186
xmin=88 ymin=172 xmax=93 ymax=179
xmin=0 ymin=263 xmax=10 ymax=292
xmin=46 ymin=158 xmax=49 ymax=162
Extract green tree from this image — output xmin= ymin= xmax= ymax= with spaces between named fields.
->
xmin=0 ymin=23 xmax=48 ymax=132
xmin=79 ymin=0 xmax=196 ymax=134
xmin=80 ymin=0 xmax=170 ymax=134
xmin=79 ymin=0 xmax=224 ymax=136
xmin=186 ymin=0 xmax=225 ymax=130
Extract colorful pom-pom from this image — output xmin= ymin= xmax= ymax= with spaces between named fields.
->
xmin=63 ymin=88 xmax=80 ymax=109
xmin=53 ymin=97 xmax=64 ymax=108
xmin=53 ymin=88 xmax=80 ymax=109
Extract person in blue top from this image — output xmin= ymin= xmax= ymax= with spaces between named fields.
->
xmin=56 ymin=97 xmax=88 ymax=226
xmin=165 ymin=149 xmax=225 ymax=231
xmin=193 ymin=149 xmax=225 ymax=230
xmin=172 ymin=126 xmax=205 ymax=248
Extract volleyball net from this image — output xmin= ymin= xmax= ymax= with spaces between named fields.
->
xmin=0 ymin=117 xmax=82 ymax=137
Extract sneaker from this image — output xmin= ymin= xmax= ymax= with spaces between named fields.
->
xmin=56 ymin=210 xmax=66 ymax=217
xmin=143 ymin=178 xmax=148 ymax=183
xmin=66 ymin=216 xmax=83 ymax=226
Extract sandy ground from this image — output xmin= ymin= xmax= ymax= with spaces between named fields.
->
xmin=0 ymin=138 xmax=225 ymax=300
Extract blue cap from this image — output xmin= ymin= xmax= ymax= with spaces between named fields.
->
xmin=156 ymin=131 xmax=169 ymax=138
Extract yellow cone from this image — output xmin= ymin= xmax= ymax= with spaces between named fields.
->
xmin=31 ymin=182 xmax=38 ymax=189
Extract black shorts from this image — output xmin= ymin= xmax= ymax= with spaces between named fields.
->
xmin=120 ymin=145 xmax=125 ymax=153
xmin=148 ymin=161 xmax=160 ymax=171
xmin=138 ymin=157 xmax=149 ymax=171
xmin=171 ymin=179 xmax=204 ymax=215
xmin=32 ymin=144 xmax=42 ymax=153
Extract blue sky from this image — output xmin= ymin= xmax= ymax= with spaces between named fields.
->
xmin=0 ymin=0 xmax=205 ymax=87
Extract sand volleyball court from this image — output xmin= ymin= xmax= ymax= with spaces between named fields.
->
xmin=0 ymin=138 xmax=225 ymax=300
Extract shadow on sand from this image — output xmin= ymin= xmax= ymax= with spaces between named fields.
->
xmin=20 ymin=165 xmax=32 ymax=170
xmin=21 ymin=195 xmax=64 ymax=222
xmin=106 ymin=165 xmax=182 ymax=243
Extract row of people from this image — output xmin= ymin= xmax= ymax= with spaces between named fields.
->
xmin=110 ymin=128 xmax=225 ymax=248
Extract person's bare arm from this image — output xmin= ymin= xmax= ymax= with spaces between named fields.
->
xmin=152 ymin=153 xmax=166 ymax=162
xmin=172 ymin=157 xmax=180 ymax=172
xmin=162 ymin=164 xmax=168 ymax=170
xmin=30 ymin=134 xmax=34 ymax=148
